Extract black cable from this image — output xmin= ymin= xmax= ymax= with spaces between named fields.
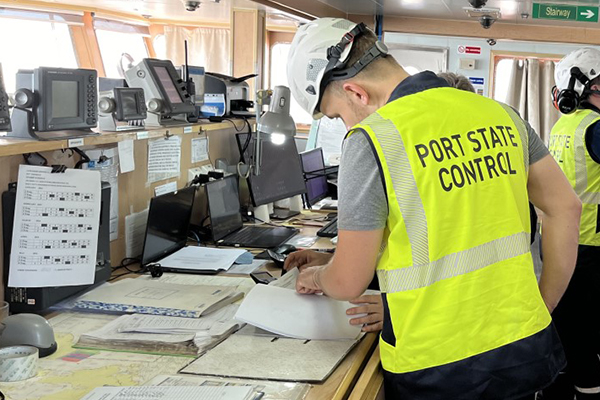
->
xmin=72 ymin=147 xmax=91 ymax=169
xmin=239 ymin=118 xmax=253 ymax=163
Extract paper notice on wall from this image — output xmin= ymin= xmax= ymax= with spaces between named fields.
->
xmin=148 ymin=136 xmax=181 ymax=183
xmin=316 ymin=117 xmax=347 ymax=166
xmin=191 ymin=137 xmax=209 ymax=164
xmin=8 ymin=165 xmax=101 ymax=288
xmin=85 ymin=147 xmax=119 ymax=241
xmin=118 ymin=139 xmax=135 ymax=173
xmin=154 ymin=181 xmax=177 ymax=197
xmin=125 ymin=208 xmax=149 ymax=259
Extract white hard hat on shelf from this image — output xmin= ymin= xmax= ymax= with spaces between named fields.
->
xmin=287 ymin=18 xmax=388 ymax=119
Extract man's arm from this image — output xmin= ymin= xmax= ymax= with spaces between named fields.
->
xmin=528 ymin=154 xmax=581 ymax=312
xmin=296 ymin=228 xmax=383 ymax=300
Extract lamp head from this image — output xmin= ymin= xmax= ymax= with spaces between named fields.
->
xmin=257 ymin=86 xmax=296 ymax=140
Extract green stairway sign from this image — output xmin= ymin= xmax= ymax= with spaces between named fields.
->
xmin=532 ymin=3 xmax=599 ymax=22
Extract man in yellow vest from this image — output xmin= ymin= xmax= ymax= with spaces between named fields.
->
xmin=285 ymin=18 xmax=582 ymax=399
xmin=542 ymin=47 xmax=600 ymax=400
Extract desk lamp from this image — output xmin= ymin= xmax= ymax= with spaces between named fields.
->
xmin=254 ymin=85 xmax=296 ymax=175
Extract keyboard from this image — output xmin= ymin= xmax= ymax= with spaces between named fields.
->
xmin=225 ymin=226 xmax=270 ymax=243
xmin=317 ymin=216 xmax=338 ymax=238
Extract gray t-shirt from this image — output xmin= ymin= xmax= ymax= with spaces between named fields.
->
xmin=337 ymin=120 xmax=550 ymax=231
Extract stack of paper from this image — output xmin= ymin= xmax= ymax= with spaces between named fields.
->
xmin=158 ymin=246 xmax=247 ymax=273
xmin=80 ymin=386 xmax=255 ymax=400
xmin=76 ymin=304 xmax=241 ymax=356
xmin=235 ymin=268 xmax=362 ymax=340
xmin=73 ymin=278 xmax=243 ymax=318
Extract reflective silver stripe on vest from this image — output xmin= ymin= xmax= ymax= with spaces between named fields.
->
xmin=363 ymin=113 xmax=430 ymax=266
xmin=498 ymin=103 xmax=530 ymax=172
xmin=377 ymin=231 xmax=530 ymax=293
xmin=574 ymin=112 xmax=600 ymax=204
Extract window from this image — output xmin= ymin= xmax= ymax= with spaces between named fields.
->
xmin=96 ymin=30 xmax=149 ymax=79
xmin=270 ymin=42 xmax=312 ymax=126
xmin=0 ymin=17 xmax=77 ymax=93
xmin=493 ymin=58 xmax=517 ymax=103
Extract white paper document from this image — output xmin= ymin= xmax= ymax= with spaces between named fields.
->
xmin=85 ymin=147 xmax=119 ymax=241
xmin=223 ymin=260 xmax=266 ymax=275
xmin=8 ymin=165 xmax=101 ymax=288
xmin=148 ymin=136 xmax=181 ymax=183
xmin=159 ymin=246 xmax=246 ymax=272
xmin=73 ymin=278 xmax=241 ymax=317
xmin=118 ymin=139 xmax=136 ymax=173
xmin=154 ymin=181 xmax=177 ymax=197
xmin=316 ymin=117 xmax=347 ymax=165
xmin=125 ymin=208 xmax=149 ymax=258
xmin=118 ymin=304 xmax=239 ymax=334
xmin=235 ymin=283 xmax=361 ymax=340
xmin=191 ymin=137 xmax=209 ymax=163
xmin=80 ymin=386 xmax=253 ymax=400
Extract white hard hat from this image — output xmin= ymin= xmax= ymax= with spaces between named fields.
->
xmin=287 ymin=18 xmax=387 ymax=119
xmin=555 ymin=47 xmax=600 ymax=94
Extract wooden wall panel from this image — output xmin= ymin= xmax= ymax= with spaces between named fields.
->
xmin=0 ymin=122 xmax=246 ymax=302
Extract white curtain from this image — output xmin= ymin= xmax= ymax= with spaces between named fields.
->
xmin=504 ymin=58 xmax=559 ymax=144
xmin=162 ymin=25 xmax=230 ymax=75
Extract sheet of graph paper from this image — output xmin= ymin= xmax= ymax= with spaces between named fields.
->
xmin=8 ymin=165 xmax=101 ymax=288
xmin=80 ymin=385 xmax=253 ymax=400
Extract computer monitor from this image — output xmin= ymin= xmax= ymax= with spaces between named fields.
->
xmin=98 ymin=87 xmax=147 ymax=131
xmin=125 ymin=59 xmax=195 ymax=126
xmin=140 ymin=186 xmax=196 ymax=266
xmin=14 ymin=67 xmax=98 ymax=132
xmin=205 ymin=175 xmax=243 ymax=241
xmin=300 ymin=148 xmax=329 ymax=206
xmin=113 ymin=88 xmax=146 ymax=121
xmin=236 ymin=133 xmax=306 ymax=207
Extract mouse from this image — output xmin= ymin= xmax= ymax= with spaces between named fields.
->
xmin=272 ymin=244 xmax=297 ymax=256
xmin=0 ymin=314 xmax=57 ymax=357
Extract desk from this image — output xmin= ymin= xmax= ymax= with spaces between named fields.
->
xmin=0 ymin=221 xmax=379 ymax=400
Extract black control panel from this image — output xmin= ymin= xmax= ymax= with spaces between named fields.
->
xmin=86 ymin=73 xmax=97 ymax=126
xmin=0 ymin=63 xmax=10 ymax=132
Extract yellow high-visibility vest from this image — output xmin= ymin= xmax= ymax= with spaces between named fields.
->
xmin=549 ymin=108 xmax=600 ymax=246
xmin=349 ymin=87 xmax=550 ymax=375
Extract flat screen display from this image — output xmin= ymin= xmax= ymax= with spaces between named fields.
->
xmin=141 ymin=186 xmax=195 ymax=265
xmin=300 ymin=148 xmax=328 ymax=204
xmin=236 ymin=133 xmax=307 ymax=206
xmin=153 ymin=66 xmax=183 ymax=104
xmin=51 ymin=81 xmax=79 ymax=118
xmin=120 ymin=91 xmax=138 ymax=116
xmin=205 ymin=175 xmax=244 ymax=241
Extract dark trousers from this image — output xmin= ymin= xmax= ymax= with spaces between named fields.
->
xmin=542 ymin=246 xmax=600 ymax=400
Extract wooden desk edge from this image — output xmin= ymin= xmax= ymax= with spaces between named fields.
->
xmin=306 ymin=332 xmax=378 ymax=400
xmin=348 ymin=344 xmax=384 ymax=400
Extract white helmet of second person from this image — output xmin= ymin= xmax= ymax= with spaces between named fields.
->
xmin=287 ymin=18 xmax=358 ymax=120
xmin=555 ymin=47 xmax=600 ymax=95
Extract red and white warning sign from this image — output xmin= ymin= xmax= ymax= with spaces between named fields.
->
xmin=458 ymin=45 xmax=482 ymax=55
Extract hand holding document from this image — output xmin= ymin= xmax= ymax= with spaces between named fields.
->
xmin=235 ymin=269 xmax=361 ymax=340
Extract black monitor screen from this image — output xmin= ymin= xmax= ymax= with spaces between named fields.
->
xmin=154 ymin=66 xmax=182 ymax=104
xmin=52 ymin=81 xmax=79 ymax=118
xmin=236 ymin=133 xmax=307 ymax=206
xmin=141 ymin=186 xmax=196 ymax=265
xmin=300 ymin=148 xmax=328 ymax=205
xmin=121 ymin=91 xmax=138 ymax=115
xmin=205 ymin=175 xmax=243 ymax=241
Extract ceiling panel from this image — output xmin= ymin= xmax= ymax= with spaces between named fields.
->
xmin=35 ymin=0 xmax=298 ymax=24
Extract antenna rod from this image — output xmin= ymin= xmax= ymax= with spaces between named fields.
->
xmin=185 ymin=40 xmax=190 ymax=81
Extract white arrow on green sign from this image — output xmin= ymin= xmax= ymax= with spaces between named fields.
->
xmin=532 ymin=3 xmax=599 ymax=22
